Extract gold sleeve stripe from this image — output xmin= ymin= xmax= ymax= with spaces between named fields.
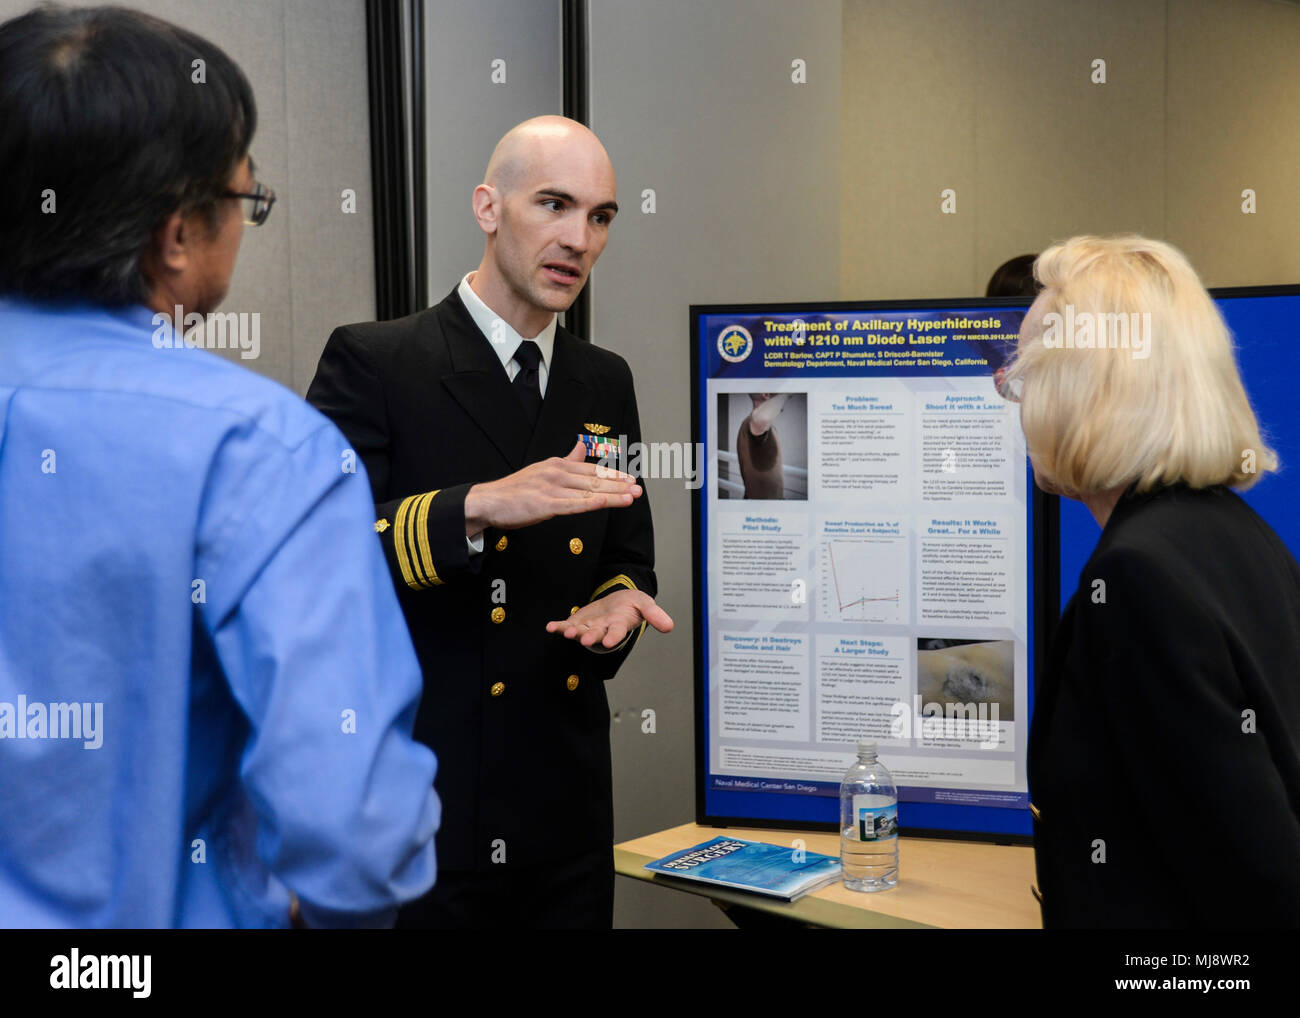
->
xmin=393 ymin=494 xmax=426 ymax=590
xmin=609 ymin=619 xmax=647 ymax=654
xmin=413 ymin=489 xmax=442 ymax=586
xmin=590 ymin=573 xmax=637 ymax=600
xmin=406 ymin=492 xmax=434 ymax=587
xmin=587 ymin=574 xmax=647 ymax=654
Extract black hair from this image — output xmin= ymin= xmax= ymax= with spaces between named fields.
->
xmin=985 ymin=253 xmax=1040 ymax=298
xmin=0 ymin=4 xmax=257 ymax=305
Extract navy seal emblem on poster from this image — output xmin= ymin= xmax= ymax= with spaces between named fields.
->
xmin=717 ymin=324 xmax=753 ymax=363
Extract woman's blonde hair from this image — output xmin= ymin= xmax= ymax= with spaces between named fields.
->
xmin=1004 ymin=234 xmax=1277 ymax=497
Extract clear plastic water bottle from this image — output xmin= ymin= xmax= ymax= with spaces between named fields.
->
xmin=840 ymin=739 xmax=899 ymax=891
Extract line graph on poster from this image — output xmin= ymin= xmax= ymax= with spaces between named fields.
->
xmin=818 ymin=538 xmax=905 ymax=624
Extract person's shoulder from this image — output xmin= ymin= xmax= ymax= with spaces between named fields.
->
xmin=331 ymin=304 xmax=443 ymax=353
xmin=2 ymin=301 xmax=338 ymax=454
xmin=327 ymin=300 xmax=453 ymax=373
xmin=1106 ymin=483 xmax=1264 ymax=554
xmin=146 ymin=341 xmax=338 ymax=454
xmin=562 ymin=327 xmax=634 ymax=382
xmin=1084 ymin=483 xmax=1293 ymax=603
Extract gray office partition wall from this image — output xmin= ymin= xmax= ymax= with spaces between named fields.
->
xmin=423 ymin=0 xmax=563 ymax=305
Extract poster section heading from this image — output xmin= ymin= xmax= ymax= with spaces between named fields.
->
xmin=707 ymin=309 xmax=1022 ymax=379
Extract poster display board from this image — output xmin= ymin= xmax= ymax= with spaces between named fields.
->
xmin=691 ymin=299 xmax=1046 ymax=839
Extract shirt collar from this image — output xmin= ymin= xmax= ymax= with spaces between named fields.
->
xmin=0 ymin=296 xmax=158 ymax=333
xmin=458 ymin=272 xmax=556 ymax=372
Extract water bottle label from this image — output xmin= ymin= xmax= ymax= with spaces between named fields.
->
xmin=856 ymin=803 xmax=898 ymax=841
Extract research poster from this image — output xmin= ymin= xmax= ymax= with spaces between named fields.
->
xmin=695 ymin=303 xmax=1033 ymax=829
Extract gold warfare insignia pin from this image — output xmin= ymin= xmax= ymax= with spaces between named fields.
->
xmin=374 ymin=519 xmax=390 ymax=533
xmin=584 ymin=422 xmax=611 ymax=435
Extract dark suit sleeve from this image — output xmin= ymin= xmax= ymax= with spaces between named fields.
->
xmin=581 ymin=360 xmax=658 ymax=679
xmin=1082 ymin=547 xmax=1300 ymax=925
xmin=306 ymin=324 xmax=482 ymax=591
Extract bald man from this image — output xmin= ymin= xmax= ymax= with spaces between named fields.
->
xmin=307 ymin=116 xmax=671 ymax=929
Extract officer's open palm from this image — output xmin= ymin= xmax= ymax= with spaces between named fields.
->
xmin=546 ymin=589 xmax=673 ymax=649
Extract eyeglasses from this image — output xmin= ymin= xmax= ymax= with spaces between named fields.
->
xmin=993 ymin=365 xmax=1023 ymax=402
xmin=223 ymin=181 xmax=276 ymax=226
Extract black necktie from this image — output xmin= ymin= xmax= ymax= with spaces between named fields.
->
xmin=512 ymin=340 xmax=543 ymax=426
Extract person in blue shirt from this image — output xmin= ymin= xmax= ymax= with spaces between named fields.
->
xmin=0 ymin=5 xmax=438 ymax=927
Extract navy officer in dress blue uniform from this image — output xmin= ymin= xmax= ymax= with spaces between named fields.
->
xmin=307 ymin=116 xmax=673 ymax=928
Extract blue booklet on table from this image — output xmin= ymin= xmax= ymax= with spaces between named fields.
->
xmin=644 ymin=836 xmax=842 ymax=901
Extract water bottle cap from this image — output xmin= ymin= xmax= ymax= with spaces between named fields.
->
xmin=858 ymin=739 xmax=877 ymax=758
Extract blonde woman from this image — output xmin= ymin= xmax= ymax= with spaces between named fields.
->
xmin=1002 ymin=235 xmax=1300 ymax=928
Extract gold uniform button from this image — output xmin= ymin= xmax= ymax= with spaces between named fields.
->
xmin=490 ymin=682 xmax=505 ymax=697
xmin=569 ymin=538 xmax=583 ymax=555
xmin=495 ymin=535 xmax=508 ymax=552
xmin=490 ymin=606 xmax=506 ymax=624
xmin=566 ymin=674 xmax=580 ymax=691
xmin=570 ymin=605 xmax=580 ymax=616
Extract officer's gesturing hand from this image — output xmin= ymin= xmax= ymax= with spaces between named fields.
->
xmin=546 ymin=589 xmax=674 ymax=649
xmin=463 ymin=439 xmax=641 ymax=535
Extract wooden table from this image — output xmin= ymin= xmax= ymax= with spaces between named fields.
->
xmin=614 ymin=822 xmax=1041 ymax=928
